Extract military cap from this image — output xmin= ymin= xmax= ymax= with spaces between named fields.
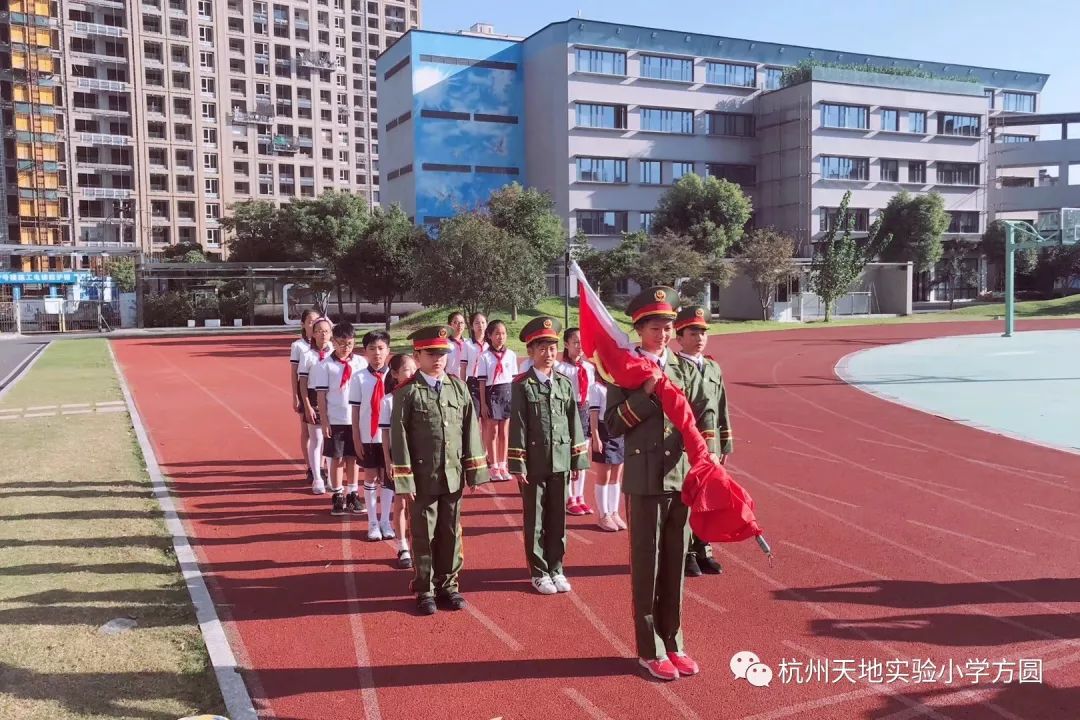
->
xmin=675 ymin=305 xmax=709 ymax=332
xmin=627 ymin=286 xmax=679 ymax=324
xmin=519 ymin=315 xmax=562 ymax=345
xmin=408 ymin=324 xmax=453 ymax=353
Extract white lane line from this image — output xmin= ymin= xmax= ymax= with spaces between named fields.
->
xmin=906 ymin=519 xmax=1037 ymax=557
xmin=342 ymin=532 xmax=383 ymax=720
xmin=465 ymin=603 xmax=522 ymax=651
xmin=96 ymin=400 xmax=126 ymax=406
xmin=740 ymin=686 xmax=880 ymax=720
xmin=860 ymin=437 xmax=927 ymax=453
xmin=96 ymin=405 xmax=128 ymax=414
xmin=23 ymin=411 xmax=56 ymax=418
xmin=773 ymin=482 xmax=859 ymax=509
xmin=770 ymin=445 xmax=843 ymax=464
xmin=562 ymin=687 xmax=616 ymax=720
xmin=568 ymin=529 xmax=594 ymax=546
xmin=25 ymin=404 xmax=57 ymax=411
xmin=1024 ymin=503 xmax=1080 ymax=519
xmin=0 ymin=415 xmax=16 ymax=421
xmin=62 ymin=409 xmax=93 ymax=416
xmin=769 ymin=421 xmax=823 ymax=433
xmin=778 ymin=540 xmax=889 ymax=581
xmin=685 ymin=589 xmax=727 ymax=614
xmin=61 ymin=403 xmax=91 ymax=409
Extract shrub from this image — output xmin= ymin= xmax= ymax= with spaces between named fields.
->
xmin=143 ymin=291 xmax=192 ymax=327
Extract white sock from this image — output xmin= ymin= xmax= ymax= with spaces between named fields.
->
xmin=379 ymin=487 xmax=395 ymax=526
xmin=348 ymin=481 xmax=359 ymax=494
xmin=594 ymin=483 xmax=608 ymax=515
xmin=398 ymin=536 xmax=410 ymax=553
xmin=608 ymin=484 xmax=621 ymax=515
xmin=364 ymin=483 xmax=378 ymax=525
xmin=305 ymin=426 xmax=323 ymax=481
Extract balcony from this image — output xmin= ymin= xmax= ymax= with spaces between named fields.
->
xmin=73 ymin=77 xmax=130 ymax=92
xmin=232 ymin=108 xmax=273 ymax=125
xmin=272 ymin=135 xmax=299 ymax=153
xmin=70 ymin=21 xmax=128 ymax=38
xmin=78 ymin=132 xmax=132 ymax=146
xmin=297 ymin=51 xmax=336 ymax=70
xmin=80 ymin=187 xmax=135 ymax=199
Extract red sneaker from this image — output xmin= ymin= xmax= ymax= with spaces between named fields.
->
xmin=578 ymin=501 xmax=594 ymax=515
xmin=666 ymin=651 xmax=700 ymax=677
xmin=566 ymin=500 xmax=586 ymax=516
xmin=639 ymin=656 xmax=679 ymax=681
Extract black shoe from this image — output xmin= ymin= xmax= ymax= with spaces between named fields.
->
xmin=684 ymin=553 xmax=703 ymax=578
xmin=699 ymin=556 xmax=723 ymax=575
xmin=437 ymin=590 xmax=467 ymax=611
xmin=320 ymin=468 xmax=329 ymax=482
xmin=306 ymin=467 xmax=313 ymax=481
xmin=346 ymin=491 xmax=364 ymax=514
xmin=331 ymin=491 xmax=346 ymax=516
xmin=397 ymin=550 xmax=413 ymax=570
xmin=416 ymin=596 xmax=437 ymax=616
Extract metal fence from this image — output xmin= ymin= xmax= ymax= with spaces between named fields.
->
xmin=0 ymin=302 xmax=17 ymax=334
xmin=15 ymin=299 xmax=118 ymax=334
xmin=794 ymin=291 xmax=874 ymax=319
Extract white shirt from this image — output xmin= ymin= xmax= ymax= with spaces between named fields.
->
xmin=477 ymin=347 xmax=518 ymax=386
xmin=588 ymin=380 xmax=609 ymax=414
xmin=311 ymin=353 xmax=368 ymax=426
xmin=678 ymin=351 xmax=704 ymax=371
xmin=348 ymin=365 xmax=391 ymax=443
xmin=378 ymin=392 xmax=394 ymax=433
xmin=530 ymin=366 xmax=551 ymax=384
xmin=289 ymin=337 xmax=309 ymax=365
xmin=637 ymin=347 xmax=668 ymax=369
xmin=297 ymin=343 xmax=331 ymax=379
xmin=462 ymin=339 xmax=488 ymax=378
xmin=446 ymin=337 xmax=468 ymax=379
xmin=555 ymin=355 xmax=595 ymax=405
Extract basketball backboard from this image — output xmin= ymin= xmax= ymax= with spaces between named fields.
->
xmin=1035 ymin=208 xmax=1080 ymax=245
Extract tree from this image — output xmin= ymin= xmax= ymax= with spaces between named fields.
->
xmin=876 ymin=191 xmax=950 ymax=272
xmin=735 ymin=228 xmax=798 ymax=320
xmin=1031 ymin=244 xmax=1080 ymax=296
xmin=104 ymin=257 xmax=136 ymax=292
xmin=338 ymin=204 xmax=422 ymax=330
xmin=651 ymin=174 xmax=753 ymax=257
xmin=810 ymin=191 xmax=892 ymax=321
xmin=284 ymin=191 xmax=370 ymax=315
xmin=486 ymin=183 xmax=565 ymax=319
xmin=221 ymin=200 xmax=304 ymax=262
xmin=621 ymin=231 xmax=706 ymax=295
xmin=980 ymin=220 xmax=1037 ymax=291
xmin=161 ymin=242 xmax=206 ymax=263
xmin=933 ymin=240 xmax=980 ymax=309
xmin=414 ymin=212 xmax=515 ymax=318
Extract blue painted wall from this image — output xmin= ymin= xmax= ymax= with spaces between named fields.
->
xmin=409 ymin=33 xmax=525 ymax=224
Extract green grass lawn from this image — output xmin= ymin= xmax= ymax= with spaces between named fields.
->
xmin=0 ymin=340 xmax=225 ymax=720
xmin=386 ymin=294 xmax=1080 ymax=354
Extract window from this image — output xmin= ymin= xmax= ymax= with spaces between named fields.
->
xmin=577 ymin=157 xmax=627 ymax=183
xmin=705 ymin=61 xmax=755 ymax=87
xmin=948 ymin=211 xmax=980 ymax=234
xmin=640 ymin=54 xmax=693 ymax=82
xmin=199 ymin=51 xmax=214 ymax=69
xmin=201 ymin=77 xmax=215 ymax=94
xmin=880 ymin=159 xmax=898 ymax=182
xmin=1002 ymin=91 xmax=1035 ymax=113
xmin=577 ymin=210 xmax=628 ymax=235
xmin=202 ymin=127 xmax=217 ymax=144
xmin=936 ymin=162 xmax=979 ymax=186
xmin=575 ymin=102 xmax=627 ymax=130
xmin=639 ymin=160 xmax=661 ymax=185
xmin=984 ymin=88 xmax=996 ymax=108
xmin=640 ymin=212 xmax=654 ymax=232
xmin=763 ymin=67 xmax=783 ymax=91
xmin=908 ymin=111 xmax=927 ymax=134
xmin=820 ymin=207 xmax=870 ymax=232
xmin=201 ymin=102 xmax=216 ymax=119
xmin=938 ymin=113 xmax=980 ymax=137
xmin=705 ymin=163 xmax=756 ymax=186
xmin=199 ymin=26 xmax=213 ymax=43
xmin=640 ymin=107 xmax=693 ymax=134
xmin=821 ymin=103 xmax=869 ymax=129
xmin=575 ymin=48 xmax=626 ymax=75
xmin=881 ymin=109 xmax=899 ymax=132
xmin=707 ymin=112 xmax=754 ymax=137
xmin=203 ymin=153 xmax=218 ymax=170
xmin=999 ymin=134 xmax=1036 ymax=143
xmin=671 ymin=162 xmax=694 ymax=181
xmin=820 ymin=156 xmax=869 ymax=181
xmin=908 ymin=161 xmax=926 ymax=184
xmin=205 ymin=177 xmax=219 ymax=194
xmin=206 ymin=228 xmax=221 ymax=245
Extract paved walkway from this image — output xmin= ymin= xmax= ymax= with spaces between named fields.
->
xmin=837 ymin=329 xmax=1080 ymax=454
xmin=0 ymin=336 xmax=48 ymax=395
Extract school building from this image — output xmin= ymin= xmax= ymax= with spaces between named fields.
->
xmin=376 ymin=19 xmax=1050 ymax=305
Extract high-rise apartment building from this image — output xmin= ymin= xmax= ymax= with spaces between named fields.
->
xmin=378 ymin=20 xmax=1047 ymax=300
xmin=1 ymin=0 xmax=419 ymax=273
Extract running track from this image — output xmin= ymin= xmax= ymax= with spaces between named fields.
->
xmin=113 ymin=320 xmax=1080 ymax=720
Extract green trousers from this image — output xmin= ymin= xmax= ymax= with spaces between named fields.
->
xmin=688 ymin=531 xmax=714 ymax=559
xmin=409 ymin=489 xmax=464 ymax=599
xmin=628 ymin=491 xmax=691 ymax=660
xmin=520 ymin=472 xmax=568 ymax=578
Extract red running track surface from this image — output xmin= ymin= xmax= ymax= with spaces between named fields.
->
xmin=112 ymin=320 xmax=1080 ymax=720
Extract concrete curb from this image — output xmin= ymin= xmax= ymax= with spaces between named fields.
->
xmin=107 ymin=342 xmax=259 ymax=720
xmin=0 ymin=341 xmax=49 ymax=401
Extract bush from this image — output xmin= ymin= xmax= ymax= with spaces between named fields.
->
xmin=219 ymin=290 xmax=252 ymax=323
xmin=144 ymin=291 xmax=193 ymax=327
xmin=191 ymin=294 xmax=220 ymax=322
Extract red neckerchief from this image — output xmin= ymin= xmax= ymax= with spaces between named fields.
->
xmin=369 ymin=366 xmax=387 ymax=437
xmin=574 ymin=358 xmax=589 ymax=406
xmin=451 ymin=336 xmax=465 ymax=357
xmin=491 ymin=347 xmax=507 ymax=382
xmin=310 ymin=340 xmax=329 ymax=362
xmin=335 ymin=353 xmax=354 ymax=388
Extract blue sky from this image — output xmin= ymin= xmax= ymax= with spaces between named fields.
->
xmin=422 ymin=0 xmax=1078 ymax=116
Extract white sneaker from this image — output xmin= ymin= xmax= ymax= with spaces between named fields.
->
xmin=380 ymin=521 xmax=395 ymax=539
xmin=551 ymin=574 xmax=572 ymax=593
xmin=311 ymin=479 xmax=326 ymax=495
xmin=532 ymin=576 xmax=557 ymax=595
xmin=367 ymin=524 xmax=383 ymax=541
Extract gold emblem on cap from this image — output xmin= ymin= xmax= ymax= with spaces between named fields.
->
xmin=542 ymin=319 xmax=553 ymax=329
xmin=695 ymin=308 xmax=705 ymax=319
xmin=653 ymin=289 xmax=665 ymax=302
xmin=437 ymin=328 xmax=448 ymax=339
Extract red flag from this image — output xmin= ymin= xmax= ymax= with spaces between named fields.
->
xmin=571 ymin=262 xmax=770 ymax=553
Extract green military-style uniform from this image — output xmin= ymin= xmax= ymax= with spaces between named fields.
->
xmin=389 ymin=325 xmax=488 ymax=605
xmin=508 ymin=317 xmax=590 ymax=581
xmin=675 ymin=306 xmax=734 ymax=571
xmin=604 ymin=288 xmax=711 ymax=661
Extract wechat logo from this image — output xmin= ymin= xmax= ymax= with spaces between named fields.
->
xmin=730 ymin=650 xmax=773 ymax=688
